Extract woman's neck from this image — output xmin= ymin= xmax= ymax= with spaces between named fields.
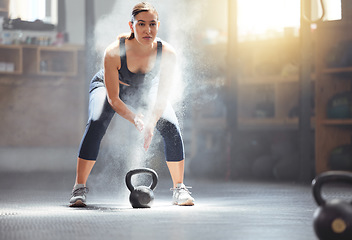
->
xmin=129 ymin=38 xmax=156 ymax=55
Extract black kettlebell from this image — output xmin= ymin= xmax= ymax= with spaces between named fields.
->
xmin=312 ymin=171 xmax=352 ymax=240
xmin=125 ymin=168 xmax=158 ymax=208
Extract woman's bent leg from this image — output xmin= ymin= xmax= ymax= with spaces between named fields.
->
xmin=78 ymin=87 xmax=115 ymax=160
xmin=156 ymin=104 xmax=194 ymax=206
xmin=70 ymin=87 xmax=114 ymax=207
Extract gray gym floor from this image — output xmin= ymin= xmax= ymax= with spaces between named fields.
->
xmin=0 ymin=171 xmax=318 ymax=240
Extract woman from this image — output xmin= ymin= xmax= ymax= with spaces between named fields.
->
xmin=69 ymin=2 xmax=194 ymax=207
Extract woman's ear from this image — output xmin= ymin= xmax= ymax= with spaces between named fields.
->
xmin=129 ymin=21 xmax=134 ymax=32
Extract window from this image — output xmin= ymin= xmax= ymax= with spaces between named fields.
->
xmin=8 ymin=0 xmax=57 ymax=24
xmin=237 ymin=0 xmax=301 ymax=41
xmin=237 ymin=0 xmax=342 ymax=42
xmin=312 ymin=0 xmax=341 ymax=22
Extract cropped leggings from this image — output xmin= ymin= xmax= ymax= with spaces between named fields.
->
xmin=78 ymin=85 xmax=185 ymax=162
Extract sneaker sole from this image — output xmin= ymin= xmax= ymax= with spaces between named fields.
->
xmin=175 ymin=199 xmax=194 ymax=206
xmin=69 ymin=200 xmax=86 ymax=207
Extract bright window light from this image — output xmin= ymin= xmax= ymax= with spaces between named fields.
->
xmin=237 ymin=0 xmax=342 ymax=42
xmin=9 ymin=0 xmax=57 ymax=24
xmin=312 ymin=0 xmax=341 ymax=22
xmin=237 ymin=0 xmax=301 ymax=41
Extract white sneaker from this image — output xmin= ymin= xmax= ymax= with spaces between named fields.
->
xmin=171 ymin=183 xmax=195 ymax=206
xmin=69 ymin=184 xmax=89 ymax=207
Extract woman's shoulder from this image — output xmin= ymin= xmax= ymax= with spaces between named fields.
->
xmin=103 ymin=38 xmax=123 ymax=70
xmin=104 ymin=38 xmax=122 ymax=59
xmin=157 ymin=38 xmax=176 ymax=57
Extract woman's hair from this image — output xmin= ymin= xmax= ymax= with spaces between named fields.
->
xmin=128 ymin=2 xmax=159 ymax=40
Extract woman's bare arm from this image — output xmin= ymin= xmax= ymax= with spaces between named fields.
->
xmin=143 ymin=42 xmax=177 ymax=150
xmin=103 ymin=41 xmax=144 ymax=130
xmin=150 ymin=42 xmax=177 ymax=125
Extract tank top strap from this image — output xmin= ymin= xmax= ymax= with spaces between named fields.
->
xmin=119 ymin=37 xmax=127 ymax=63
xmin=155 ymin=41 xmax=163 ymax=69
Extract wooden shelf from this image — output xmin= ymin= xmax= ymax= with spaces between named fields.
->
xmin=239 ymin=75 xmax=299 ymax=85
xmin=0 ymin=44 xmax=81 ymax=76
xmin=315 ymin=22 xmax=352 ymax=174
xmin=323 ymin=67 xmax=352 ymax=74
xmin=322 ymin=119 xmax=352 ymax=125
xmin=236 ymin=67 xmax=316 ymax=137
xmin=238 ymin=78 xmax=306 ymax=122
xmin=194 ymin=117 xmax=226 ymax=129
xmin=240 ymin=73 xmax=317 ymax=85
xmin=38 ymin=47 xmax=78 ymax=76
xmin=238 ymin=118 xmax=299 ymax=130
xmin=0 ymin=45 xmax=22 ymax=74
xmin=237 ymin=36 xmax=314 ymax=131
xmin=238 ymin=117 xmax=315 ymax=130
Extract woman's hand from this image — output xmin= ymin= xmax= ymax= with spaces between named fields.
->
xmin=143 ymin=123 xmax=155 ymax=151
xmin=133 ymin=114 xmax=144 ymax=132
xmin=134 ymin=114 xmax=155 ymax=151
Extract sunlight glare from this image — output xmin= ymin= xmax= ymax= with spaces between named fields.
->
xmin=237 ymin=0 xmax=301 ymax=41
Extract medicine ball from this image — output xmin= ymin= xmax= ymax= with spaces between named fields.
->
xmin=326 ymin=92 xmax=352 ymax=119
xmin=329 ymin=145 xmax=352 ymax=171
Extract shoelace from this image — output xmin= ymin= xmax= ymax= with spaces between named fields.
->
xmin=71 ymin=187 xmax=89 ymax=197
xmin=170 ymin=185 xmax=192 ymax=194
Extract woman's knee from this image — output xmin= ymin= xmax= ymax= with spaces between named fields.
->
xmin=157 ymin=119 xmax=185 ymax=162
xmin=78 ymin=119 xmax=108 ymax=161
xmin=88 ymin=118 xmax=108 ymax=131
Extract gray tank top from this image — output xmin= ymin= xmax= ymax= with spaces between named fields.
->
xmin=90 ymin=37 xmax=163 ymax=109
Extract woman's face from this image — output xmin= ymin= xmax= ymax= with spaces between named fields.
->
xmin=129 ymin=11 xmax=160 ymax=45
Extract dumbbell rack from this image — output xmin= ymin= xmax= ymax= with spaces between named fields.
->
xmin=315 ymin=20 xmax=352 ymax=174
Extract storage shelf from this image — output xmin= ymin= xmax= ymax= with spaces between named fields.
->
xmin=37 ymin=47 xmax=78 ymax=76
xmin=36 ymin=71 xmax=77 ymax=77
xmin=240 ymin=74 xmax=316 ymax=85
xmin=194 ymin=117 xmax=315 ymax=131
xmin=238 ymin=118 xmax=299 ymax=130
xmin=314 ymin=21 xmax=352 ymax=174
xmin=322 ymin=119 xmax=352 ymax=125
xmin=238 ymin=117 xmax=316 ymax=130
xmin=0 ymin=45 xmax=22 ymax=74
xmin=0 ymin=71 xmax=22 ymax=75
xmin=0 ymin=44 xmax=81 ymax=77
xmin=323 ymin=67 xmax=352 ymax=74
xmin=193 ymin=117 xmax=227 ymax=129
xmin=239 ymin=75 xmax=299 ymax=85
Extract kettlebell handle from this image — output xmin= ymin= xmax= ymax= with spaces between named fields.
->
xmin=125 ymin=168 xmax=158 ymax=192
xmin=312 ymin=171 xmax=352 ymax=206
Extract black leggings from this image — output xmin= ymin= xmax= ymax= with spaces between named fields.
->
xmin=78 ymin=86 xmax=185 ymax=162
